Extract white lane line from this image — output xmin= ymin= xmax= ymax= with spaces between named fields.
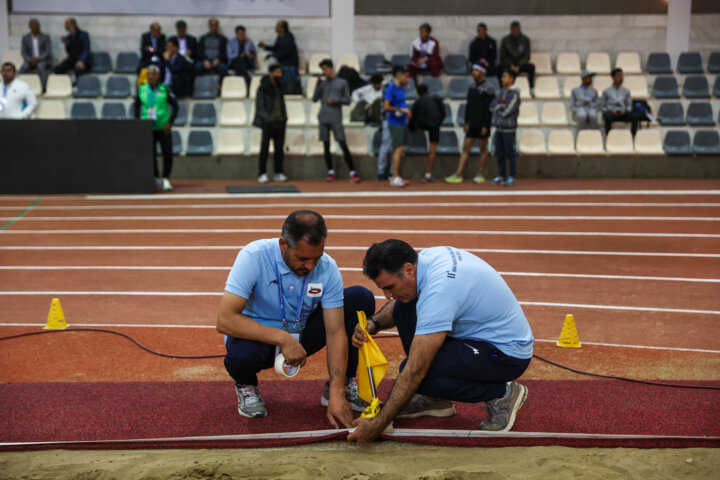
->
xmin=519 ymin=301 xmax=720 ymax=315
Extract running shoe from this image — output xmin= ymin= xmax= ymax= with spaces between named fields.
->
xmin=503 ymin=176 xmax=516 ymax=187
xmin=473 ymin=175 xmax=486 ymax=184
xmin=350 ymin=173 xmax=362 ymax=183
xmin=320 ymin=379 xmax=371 ymax=413
xmin=234 ymin=383 xmax=267 ymax=418
xmin=478 ymin=381 xmax=527 ymax=432
xmin=423 ymin=173 xmax=435 ymax=183
xmin=444 ymin=174 xmax=463 ymax=184
xmin=161 ymin=178 xmax=173 ymax=191
xmin=325 ymin=173 xmax=336 ymax=182
xmin=273 ymin=173 xmax=288 ymax=182
xmin=389 ymin=176 xmax=409 ymax=187
xmin=490 ymin=176 xmax=504 ymax=185
xmin=258 ymin=173 xmax=269 ymax=183
xmin=396 ymin=394 xmax=456 ymax=419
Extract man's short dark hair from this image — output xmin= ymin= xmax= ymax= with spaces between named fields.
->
xmin=166 ymin=38 xmax=178 ymax=48
xmin=611 ymin=67 xmax=623 ymax=77
xmin=279 ymin=20 xmax=289 ymax=32
xmin=370 ymin=73 xmax=383 ymax=85
xmin=416 ymin=84 xmax=429 ymax=95
xmin=510 ymin=20 xmax=520 ymax=28
xmin=477 ymin=22 xmax=487 ymax=29
xmin=282 ymin=210 xmax=327 ymax=247
xmin=503 ymin=68 xmax=517 ymax=80
xmin=235 ymin=25 xmax=246 ymax=33
xmin=363 ymin=240 xmax=418 ymax=280
xmin=268 ymin=64 xmax=282 ymax=73
xmin=319 ymin=58 xmax=333 ymax=69
xmin=419 ymin=23 xmax=432 ymax=33
xmin=176 ymin=20 xmax=187 ymax=30
xmin=392 ymin=65 xmax=407 ymax=77
xmin=2 ymin=62 xmax=16 ymax=72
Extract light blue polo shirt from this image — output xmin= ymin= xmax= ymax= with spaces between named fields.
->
xmin=414 ymin=247 xmax=534 ymax=359
xmin=224 ymin=238 xmax=344 ymax=334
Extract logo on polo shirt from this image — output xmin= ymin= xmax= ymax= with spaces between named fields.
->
xmin=307 ymin=283 xmax=323 ymax=297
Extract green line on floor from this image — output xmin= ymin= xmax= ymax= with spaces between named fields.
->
xmin=0 ymin=199 xmax=42 ymax=232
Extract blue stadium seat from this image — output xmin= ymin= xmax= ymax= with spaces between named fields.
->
xmin=657 ymin=102 xmax=685 ymax=126
xmin=708 ymin=52 xmax=720 ymax=74
xmin=714 ymin=76 xmax=720 ymax=98
xmin=405 ymin=129 xmax=428 ymax=155
xmin=156 ymin=130 xmax=183 ymax=155
xmin=677 ymin=52 xmax=703 ymax=74
xmin=652 ymin=76 xmax=679 ymax=98
xmin=447 ymin=77 xmax=472 ymax=100
xmin=686 ymin=102 xmax=715 ymax=126
xmin=91 ymin=52 xmax=112 ymax=73
xmin=173 ymin=102 xmax=187 ymax=125
xmin=682 ymin=76 xmax=710 ymax=98
xmin=104 ymin=76 xmax=131 ymax=98
xmin=444 ymin=54 xmax=469 ymax=75
xmin=419 ymin=76 xmax=444 ymax=97
xmin=190 ymin=102 xmax=217 ymax=126
xmin=186 ymin=130 xmax=213 ymax=155
xmin=404 ymin=78 xmax=417 ymax=101
xmin=391 ymin=54 xmax=410 ymax=68
xmin=70 ymin=101 xmax=97 ymax=119
xmin=442 ymin=103 xmax=453 ymax=127
xmin=662 ymin=130 xmax=692 ymax=155
xmin=193 ymin=75 xmax=219 ymax=99
xmin=363 ymin=54 xmax=388 ymax=75
xmin=115 ymin=52 xmax=139 ymax=74
xmin=101 ymin=102 xmax=127 ymax=119
xmin=74 ymin=75 xmax=101 ymax=98
xmin=437 ymin=130 xmax=460 ymax=155
xmin=692 ymin=130 xmax=720 ymax=155
xmin=645 ymin=53 xmax=672 ymax=74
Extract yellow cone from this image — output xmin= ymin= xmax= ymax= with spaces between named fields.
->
xmin=43 ymin=298 xmax=69 ymax=330
xmin=556 ymin=314 xmax=580 ymax=348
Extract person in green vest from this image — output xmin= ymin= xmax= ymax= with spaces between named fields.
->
xmin=134 ymin=64 xmax=179 ymax=191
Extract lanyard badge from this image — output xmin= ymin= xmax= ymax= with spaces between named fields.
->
xmin=274 ymin=262 xmax=309 ymax=333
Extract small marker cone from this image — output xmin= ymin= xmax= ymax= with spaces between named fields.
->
xmin=556 ymin=314 xmax=580 ymax=348
xmin=43 ymin=298 xmax=69 ymax=330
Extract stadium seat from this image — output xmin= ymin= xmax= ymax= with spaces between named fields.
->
xmin=248 ymin=75 xmax=262 ymax=99
xmin=309 ymin=131 xmax=329 ymax=155
xmin=686 ymin=102 xmax=715 ymax=126
xmin=517 ymin=102 xmax=540 ymax=126
xmin=530 ymin=52 xmax=552 ymax=75
xmin=556 ymin=53 xmax=581 ymax=75
xmin=309 ymin=102 xmax=320 ymax=126
xmin=216 ymin=129 xmax=245 ymax=155
xmin=73 ymin=75 xmax=101 ymax=98
xmin=682 ymin=76 xmax=710 ymax=98
xmin=173 ymin=102 xmax=187 ymax=125
xmin=623 ymin=76 xmax=649 ymax=99
xmin=645 ymin=52 xmax=672 ymax=74
xmin=404 ymin=78 xmax=418 ymax=101
xmin=115 ymin=52 xmax=139 ymax=74
xmin=533 ymin=76 xmax=560 ymax=99
xmin=18 ymin=74 xmax=41 ymax=96
xmin=304 ymin=75 xmax=318 ymax=99
xmin=456 ymin=103 xmax=466 ymax=126
xmin=662 ymin=130 xmax=692 ymax=155
xmin=345 ymin=129 xmax=369 ymax=155
xmin=37 ymin=100 xmax=66 ymax=119
xmin=614 ymin=52 xmax=642 ymax=74
xmin=190 ymin=103 xmax=217 ymax=126
xmin=437 ymin=130 xmax=460 ymax=155
xmin=652 ymin=76 xmax=680 ymax=98
xmin=363 ymin=54 xmax=387 ymax=75
xmin=70 ymin=101 xmax=97 ymax=120
xmin=634 ymin=129 xmax=664 ymax=155
xmin=442 ymin=103 xmax=453 ymax=127
xmin=547 ymin=129 xmax=576 ymax=155
xmin=593 ymin=75 xmax=612 ymax=93
xmin=1 ymin=50 xmax=23 ymax=67
xmin=91 ymin=52 xmax=112 ymax=73
xmin=444 ymin=54 xmax=469 ymax=75
xmin=337 ymin=53 xmax=360 ymax=72
xmin=405 ymin=130 xmax=428 ymax=155
xmin=101 ymin=102 xmax=127 ymax=119
xmin=692 ymin=130 xmax=720 ymax=155
xmin=220 ymin=76 xmax=247 ymax=99
xmin=576 ymin=130 xmax=604 ymax=154
xmin=518 ymin=129 xmax=547 ymax=154
xmin=247 ymin=129 xmax=262 ymax=155
xmin=605 ymin=129 xmax=634 ymax=154
xmin=104 ymin=76 xmax=131 ymax=98
xmin=714 ymin=76 xmax=720 ymax=97
xmin=44 ymin=74 xmax=72 ymax=98
xmin=420 ymin=76 xmax=444 ymax=97
xmin=286 ymin=101 xmax=307 ymax=126
xmin=708 ymin=52 xmax=720 ymax=74
xmin=677 ymin=52 xmax=703 ymax=74
xmin=515 ymin=76 xmax=531 ymax=99
xmin=540 ymin=102 xmax=568 ymax=126
xmin=657 ymin=102 xmax=685 ymax=125
xmin=447 ymin=77 xmax=472 ymax=100
xmin=156 ymin=130 xmax=183 ymax=155
xmin=308 ymin=53 xmax=330 ymax=75
xmin=219 ymin=101 xmax=247 ymax=126
xmin=586 ymin=52 xmax=611 ymax=75
xmin=186 ymin=130 xmax=213 ymax=155
xmin=391 ymin=54 xmax=410 ymax=68
xmin=562 ymin=76 xmax=581 ymax=98
xmin=193 ymin=75 xmax=219 ymax=99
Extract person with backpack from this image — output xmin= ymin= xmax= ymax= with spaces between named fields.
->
xmin=410 ymin=83 xmax=445 ymax=182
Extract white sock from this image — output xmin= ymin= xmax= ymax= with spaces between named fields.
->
xmin=328 ymin=169 xmax=335 ymax=176
xmin=349 ymin=170 xmax=356 ymax=177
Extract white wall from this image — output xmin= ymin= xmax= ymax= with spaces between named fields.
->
xmin=0 ymin=0 xmax=9 ymax=59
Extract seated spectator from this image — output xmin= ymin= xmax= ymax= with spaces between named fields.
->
xmin=499 ymin=21 xmax=534 ymax=88
xmin=571 ymin=71 xmax=600 ymax=130
xmin=53 ymin=17 xmax=92 ymax=76
xmin=0 ymin=62 xmax=38 ymax=119
xmin=227 ymin=25 xmax=257 ymax=91
xmin=19 ymin=18 xmax=52 ymax=93
xmin=407 ymin=23 xmax=443 ymax=85
xmin=169 ymin=20 xmax=199 ymax=61
xmin=139 ymin=22 xmax=166 ymax=70
xmin=350 ymin=73 xmax=384 ymax=124
xmin=601 ymin=68 xmax=638 ymax=136
xmin=468 ymin=22 xmax=497 ymax=77
xmin=410 ymin=83 xmax=445 ymax=182
xmin=162 ymin=38 xmax=194 ymax=98
xmin=195 ymin=18 xmax=228 ymax=78
xmin=258 ymin=20 xmax=300 ymax=94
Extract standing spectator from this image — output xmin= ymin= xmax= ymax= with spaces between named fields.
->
xmin=53 ymin=18 xmax=92 ymax=76
xmin=499 ymin=21 xmax=534 ymax=88
xmin=0 ymin=62 xmax=37 ymax=119
xmin=227 ymin=25 xmax=257 ymax=92
xmin=407 ymin=23 xmax=443 ymax=85
xmin=601 ymin=68 xmax=638 ymax=136
xmin=384 ymin=66 xmax=412 ymax=188
xmin=169 ymin=20 xmax=199 ymax=61
xmin=258 ymin=20 xmax=300 ymax=94
xmin=139 ymin=22 xmax=166 ymax=70
xmin=162 ymin=38 xmax=194 ymax=98
xmin=446 ymin=64 xmax=495 ymax=184
xmin=489 ymin=69 xmax=521 ymax=187
xmin=134 ymin=65 xmax=179 ymax=192
xmin=19 ymin=18 xmax=52 ymax=93
xmin=350 ymin=73 xmax=384 ymax=125
xmin=376 ymin=81 xmax=394 ymax=181
xmin=252 ymin=65 xmax=288 ymax=184
xmin=196 ymin=18 xmax=229 ymax=78
xmin=312 ymin=59 xmax=359 ymax=183
xmin=571 ymin=71 xmax=600 ymax=130
xmin=410 ymin=84 xmax=445 ymax=182
xmin=468 ymin=22 xmax=497 ymax=77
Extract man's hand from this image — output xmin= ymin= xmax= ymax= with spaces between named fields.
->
xmin=30 ymin=57 xmax=39 ymax=66
xmin=258 ymin=41 xmax=266 ymax=49
xmin=351 ymin=323 xmax=369 ymax=349
xmin=279 ymin=334 xmax=307 ymax=366
xmin=326 ymin=96 xmax=334 ymax=105
xmin=417 ymin=57 xmax=428 ymax=65
xmin=403 ymin=108 xmax=412 ymax=119
xmin=463 ymin=124 xmax=469 ymax=133
xmin=347 ymin=417 xmax=385 ymax=444
xmin=511 ymin=65 xmax=520 ymax=73
xmin=75 ymin=60 xmax=85 ymax=70
xmin=212 ymin=59 xmax=220 ymax=67
xmin=480 ymin=58 xmax=489 ymax=67
xmin=326 ymin=393 xmax=353 ymax=429
xmin=163 ymin=122 xmax=172 ymax=135
xmin=162 ymin=50 xmax=171 ymax=61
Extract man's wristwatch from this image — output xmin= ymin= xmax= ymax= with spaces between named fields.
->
xmin=367 ymin=316 xmax=379 ymax=334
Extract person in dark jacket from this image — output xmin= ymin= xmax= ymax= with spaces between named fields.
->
xmin=499 ymin=21 xmax=535 ymax=88
xmin=138 ymin=22 xmax=166 ymax=70
xmin=410 ymin=84 xmax=445 ymax=182
xmin=162 ymin=38 xmax=194 ymax=98
xmin=195 ymin=18 xmax=228 ymax=78
xmin=169 ymin=20 xmax=199 ymax=61
xmin=53 ymin=18 xmax=91 ymax=76
xmin=259 ymin=20 xmax=300 ymax=94
xmin=468 ymin=23 xmax=497 ymax=77
xmin=490 ymin=69 xmax=521 ymax=187
xmin=446 ymin=64 xmax=495 ymax=184
xmin=252 ymin=65 xmax=288 ymax=183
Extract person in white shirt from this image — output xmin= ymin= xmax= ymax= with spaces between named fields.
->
xmin=350 ymin=74 xmax=384 ymax=124
xmin=0 ymin=62 xmax=37 ymax=119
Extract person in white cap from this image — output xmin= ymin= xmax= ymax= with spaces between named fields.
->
xmin=570 ymin=70 xmax=599 ymax=130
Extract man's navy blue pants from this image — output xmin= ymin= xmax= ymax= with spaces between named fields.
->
xmin=394 ymin=300 xmax=531 ymax=403
xmin=224 ymin=286 xmax=376 ymax=386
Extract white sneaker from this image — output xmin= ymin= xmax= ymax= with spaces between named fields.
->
xmin=234 ymin=383 xmax=267 ymax=418
xmin=273 ymin=173 xmax=288 ymax=182
xmin=161 ymin=178 xmax=173 ymax=191
xmin=258 ymin=173 xmax=269 ymax=183
xmin=389 ymin=176 xmax=409 ymax=188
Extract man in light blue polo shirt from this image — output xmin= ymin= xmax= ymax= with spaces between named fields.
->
xmin=348 ymin=239 xmax=534 ymax=443
xmin=216 ymin=210 xmax=375 ymax=426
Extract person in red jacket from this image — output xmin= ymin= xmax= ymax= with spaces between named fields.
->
xmin=406 ymin=23 xmax=443 ymax=85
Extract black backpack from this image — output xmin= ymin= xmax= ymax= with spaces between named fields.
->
xmin=337 ymin=66 xmax=368 ymax=92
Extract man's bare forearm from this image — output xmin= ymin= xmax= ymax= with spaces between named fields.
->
xmin=371 ymin=300 xmax=396 ymax=331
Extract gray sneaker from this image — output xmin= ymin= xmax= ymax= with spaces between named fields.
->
xmin=234 ymin=383 xmax=267 ymax=418
xmin=478 ymin=381 xmax=528 ymax=432
xmin=320 ymin=379 xmax=371 ymax=413
xmin=396 ymin=394 xmax=456 ymax=419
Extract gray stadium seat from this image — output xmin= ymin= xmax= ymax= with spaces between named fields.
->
xmin=104 ymin=76 xmax=131 ymax=98
xmin=404 ymin=78 xmax=417 ymax=100
xmin=70 ymin=101 xmax=97 ymax=119
xmin=442 ymin=103 xmax=453 ymax=127
xmin=174 ymin=102 xmax=187 ymax=126
xmin=91 ymin=52 xmax=112 ymax=73
xmin=437 ymin=130 xmax=460 ymax=155
xmin=74 ymin=75 xmax=101 ymax=98
xmin=692 ymin=130 xmax=720 ymax=155
xmin=657 ymin=102 xmax=685 ymax=126
xmin=156 ymin=130 xmax=183 ymax=155
xmin=193 ymin=76 xmax=219 ymax=99
xmin=708 ymin=52 xmax=720 ymax=74
xmin=405 ymin=129 xmax=428 ymax=155
xmin=444 ymin=54 xmax=469 ymax=75
xmin=391 ymin=54 xmax=410 ymax=68
xmin=714 ymin=77 xmax=720 ymax=98
xmin=652 ymin=76 xmax=679 ymax=98
xmin=686 ymin=102 xmax=715 ymax=126
xmin=447 ymin=77 xmax=472 ymax=100
xmin=186 ymin=130 xmax=213 ymax=155
xmin=101 ymin=102 xmax=127 ymax=119
xmin=662 ymin=130 xmax=691 ymax=155
xmin=456 ymin=102 xmax=466 ymax=126
xmin=682 ymin=76 xmax=710 ymax=98
xmin=115 ymin=52 xmax=139 ymax=74
xmin=420 ymin=76 xmax=444 ymax=97
xmin=645 ymin=53 xmax=672 ymax=74
xmin=190 ymin=102 xmax=217 ymax=126
xmin=677 ymin=52 xmax=703 ymax=74
xmin=363 ymin=54 xmax=387 ymax=75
